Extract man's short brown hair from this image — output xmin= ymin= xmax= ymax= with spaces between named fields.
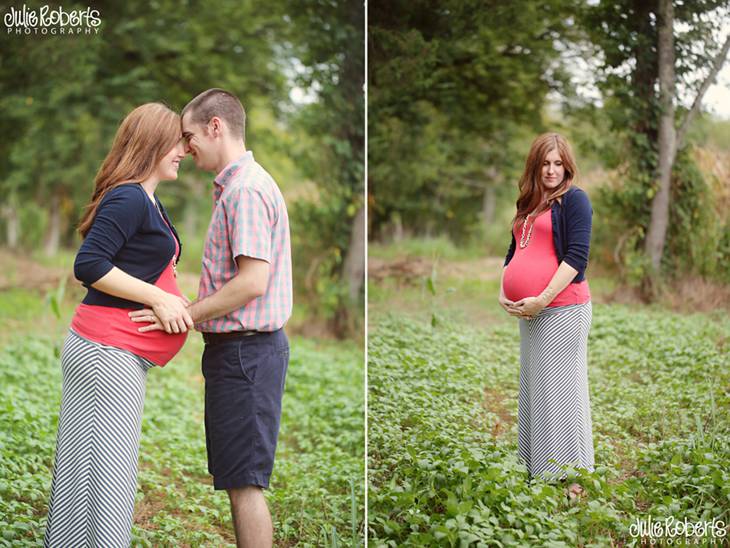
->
xmin=182 ymin=88 xmax=246 ymax=141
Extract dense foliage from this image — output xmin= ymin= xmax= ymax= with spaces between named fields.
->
xmin=579 ymin=0 xmax=730 ymax=284
xmin=369 ymin=308 xmax=729 ymax=545
xmin=0 ymin=310 xmax=364 ymax=546
xmin=369 ymin=0 xmax=730 ymax=290
xmin=368 ymin=0 xmax=580 ymax=241
xmin=285 ymin=0 xmax=365 ymax=335
xmin=0 ymin=0 xmax=364 ymax=333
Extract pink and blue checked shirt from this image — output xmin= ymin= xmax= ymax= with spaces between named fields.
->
xmin=196 ymin=151 xmax=292 ymax=333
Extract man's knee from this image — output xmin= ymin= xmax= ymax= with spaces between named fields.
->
xmin=228 ymin=485 xmax=263 ymax=505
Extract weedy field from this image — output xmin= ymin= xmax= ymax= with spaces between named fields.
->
xmin=367 ymin=240 xmax=729 ymax=547
xmin=0 ymin=266 xmax=364 ymax=546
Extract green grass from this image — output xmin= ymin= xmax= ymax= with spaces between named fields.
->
xmin=0 ymin=293 xmax=364 ymax=547
xmin=369 ymin=236 xmax=488 ymax=262
xmin=368 ymin=308 xmax=730 ymax=546
xmin=0 ymin=288 xmax=47 ymax=321
xmin=368 ymin=237 xmax=730 ymax=546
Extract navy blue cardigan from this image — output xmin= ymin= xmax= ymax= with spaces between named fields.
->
xmin=504 ymin=186 xmax=592 ymax=282
xmin=74 ymin=183 xmax=182 ymax=309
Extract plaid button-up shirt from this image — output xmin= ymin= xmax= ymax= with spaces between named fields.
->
xmin=196 ymin=151 xmax=292 ymax=333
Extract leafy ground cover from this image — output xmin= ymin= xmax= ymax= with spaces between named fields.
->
xmin=1 ymin=283 xmax=364 ymax=546
xmin=368 ymin=240 xmax=729 ymax=547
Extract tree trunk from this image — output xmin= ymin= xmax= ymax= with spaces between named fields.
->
xmin=644 ymin=0 xmax=676 ymax=281
xmin=343 ymin=205 xmax=365 ymax=303
xmin=1 ymin=196 xmax=19 ymax=248
xmin=482 ymin=184 xmax=496 ymax=229
xmin=332 ymin=205 xmax=365 ymax=338
xmin=45 ymin=192 xmax=62 ymax=256
xmin=392 ymin=212 xmax=404 ymax=242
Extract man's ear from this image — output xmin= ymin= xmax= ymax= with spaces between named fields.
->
xmin=209 ymin=116 xmax=223 ymax=138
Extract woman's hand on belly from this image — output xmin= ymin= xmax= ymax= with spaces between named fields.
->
xmin=499 ymin=293 xmax=523 ymax=318
xmin=512 ymin=295 xmax=548 ymax=320
xmin=152 ymin=291 xmax=194 ymax=333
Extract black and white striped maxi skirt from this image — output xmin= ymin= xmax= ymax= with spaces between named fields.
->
xmin=517 ymin=302 xmax=594 ymax=479
xmin=44 ymin=330 xmax=154 ymax=547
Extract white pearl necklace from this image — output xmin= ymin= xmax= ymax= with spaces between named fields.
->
xmin=519 ymin=214 xmax=535 ymax=248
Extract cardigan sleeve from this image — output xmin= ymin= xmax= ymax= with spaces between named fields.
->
xmin=74 ymin=185 xmax=147 ymax=285
xmin=504 ymin=231 xmax=516 ymax=266
xmin=563 ymin=188 xmax=592 ymax=273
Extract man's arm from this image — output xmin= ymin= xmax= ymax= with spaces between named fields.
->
xmin=188 ymin=255 xmax=269 ymax=324
xmin=130 ymin=255 xmax=269 ymax=331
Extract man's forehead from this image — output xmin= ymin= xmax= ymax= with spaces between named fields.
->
xmin=182 ymin=111 xmax=203 ymax=129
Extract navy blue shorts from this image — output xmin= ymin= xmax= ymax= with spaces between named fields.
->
xmin=201 ymin=329 xmax=289 ymax=490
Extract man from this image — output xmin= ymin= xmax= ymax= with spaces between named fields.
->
xmin=131 ymin=88 xmax=292 ymax=547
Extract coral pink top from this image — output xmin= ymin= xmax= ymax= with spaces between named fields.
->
xmin=503 ymin=209 xmax=591 ymax=307
xmin=70 ymin=217 xmax=187 ymax=367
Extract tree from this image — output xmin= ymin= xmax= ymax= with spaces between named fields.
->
xmin=582 ymin=0 xmax=730 ymax=294
xmin=0 ymin=0 xmax=288 ymax=253
xmin=283 ymin=0 xmax=365 ymax=337
xmin=368 ymin=0 xmax=581 ymax=241
xmin=645 ymin=0 xmax=730 ymax=281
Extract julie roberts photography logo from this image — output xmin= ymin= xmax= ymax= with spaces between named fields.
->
xmin=4 ymin=4 xmax=101 ymax=35
xmin=630 ymin=516 xmax=727 ymax=545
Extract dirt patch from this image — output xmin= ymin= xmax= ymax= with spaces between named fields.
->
xmin=0 ymin=249 xmax=71 ymax=292
xmin=133 ymin=492 xmax=165 ymax=530
xmin=368 ymin=256 xmax=503 ymax=285
xmin=481 ymin=387 xmax=515 ymax=438
xmin=603 ymin=277 xmax=730 ymax=314
xmin=368 ymin=255 xmax=507 ymax=330
xmin=135 ymin=462 xmax=235 ymax=544
xmin=367 ymin=257 xmax=433 ymax=286
xmin=438 ymin=257 xmax=504 ymax=282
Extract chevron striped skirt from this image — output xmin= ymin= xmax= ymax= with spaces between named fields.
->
xmin=44 ymin=330 xmax=155 ymax=547
xmin=517 ymin=301 xmax=594 ymax=479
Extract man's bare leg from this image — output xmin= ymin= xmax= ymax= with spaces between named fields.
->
xmin=228 ymin=486 xmax=272 ymax=548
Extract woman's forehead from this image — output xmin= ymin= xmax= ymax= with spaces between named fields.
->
xmin=544 ymin=148 xmax=562 ymax=160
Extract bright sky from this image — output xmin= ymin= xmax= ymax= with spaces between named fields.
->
xmin=704 ymin=63 xmax=730 ymax=119
xmin=562 ymin=24 xmax=730 ymax=120
xmin=576 ymin=1 xmax=730 ymax=120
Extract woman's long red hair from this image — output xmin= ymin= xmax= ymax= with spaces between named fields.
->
xmin=513 ymin=132 xmax=578 ymax=225
xmin=78 ymin=103 xmax=181 ymax=237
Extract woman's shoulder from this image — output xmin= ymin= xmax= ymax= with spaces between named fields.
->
xmin=100 ymin=183 xmax=148 ymax=207
xmin=566 ymin=185 xmax=587 ymax=198
xmin=97 ymin=184 xmax=151 ymax=226
xmin=564 ymin=186 xmax=591 ymax=209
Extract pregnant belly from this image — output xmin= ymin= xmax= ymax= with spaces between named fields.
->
xmin=503 ymin=256 xmax=556 ymax=302
xmin=71 ymin=262 xmax=188 ymax=367
xmin=71 ymin=305 xmax=188 ymax=367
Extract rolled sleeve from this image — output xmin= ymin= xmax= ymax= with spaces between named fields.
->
xmin=563 ymin=189 xmax=592 ymax=272
xmin=74 ymin=186 xmax=146 ymax=285
xmin=227 ymin=186 xmax=272 ymax=264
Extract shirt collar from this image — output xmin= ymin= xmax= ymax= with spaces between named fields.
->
xmin=213 ymin=151 xmax=254 ymax=188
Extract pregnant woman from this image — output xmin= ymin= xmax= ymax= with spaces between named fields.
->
xmin=498 ymin=132 xmax=594 ymax=498
xmin=44 ymin=103 xmax=193 ymax=546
